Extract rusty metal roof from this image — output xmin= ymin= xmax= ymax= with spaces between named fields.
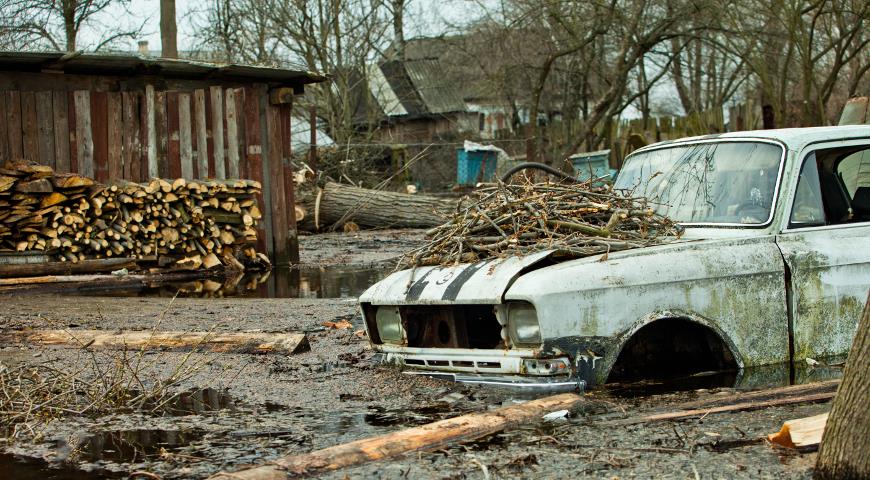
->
xmin=403 ymin=59 xmax=466 ymax=114
xmin=0 ymin=51 xmax=327 ymax=86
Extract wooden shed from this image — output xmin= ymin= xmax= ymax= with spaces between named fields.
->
xmin=0 ymin=51 xmax=326 ymax=264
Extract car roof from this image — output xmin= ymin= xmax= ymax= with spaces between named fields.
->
xmin=634 ymin=125 xmax=870 ymax=154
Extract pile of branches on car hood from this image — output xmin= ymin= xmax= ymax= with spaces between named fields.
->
xmin=398 ymin=179 xmax=683 ymax=269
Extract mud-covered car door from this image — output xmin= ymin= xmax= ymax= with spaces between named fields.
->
xmin=776 ymin=142 xmax=870 ymax=361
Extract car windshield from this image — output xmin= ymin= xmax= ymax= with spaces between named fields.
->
xmin=614 ymin=141 xmax=783 ymax=225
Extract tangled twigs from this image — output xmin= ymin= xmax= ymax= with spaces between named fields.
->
xmin=398 ymin=179 xmax=682 ymax=269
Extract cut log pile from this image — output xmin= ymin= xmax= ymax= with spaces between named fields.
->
xmin=0 ymin=161 xmax=265 ymax=270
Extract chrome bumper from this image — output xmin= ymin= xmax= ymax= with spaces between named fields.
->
xmin=404 ymin=370 xmax=585 ymax=392
xmin=372 ymin=349 xmax=585 ymax=392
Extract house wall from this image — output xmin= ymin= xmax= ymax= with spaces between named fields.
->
xmin=0 ymin=72 xmax=298 ymax=263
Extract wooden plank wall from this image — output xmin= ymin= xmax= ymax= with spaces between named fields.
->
xmin=0 ymin=80 xmax=298 ymax=264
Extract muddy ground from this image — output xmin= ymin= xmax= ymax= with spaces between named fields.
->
xmin=0 ymin=229 xmax=834 ymax=479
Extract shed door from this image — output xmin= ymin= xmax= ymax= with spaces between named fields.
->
xmin=776 ymin=144 xmax=870 ymax=361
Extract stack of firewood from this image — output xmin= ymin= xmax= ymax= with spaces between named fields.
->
xmin=0 ymin=161 xmax=264 ymax=269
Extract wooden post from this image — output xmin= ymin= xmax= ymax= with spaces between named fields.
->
xmin=244 ymin=87 xmax=269 ymax=256
xmin=194 ymin=89 xmax=208 ymax=178
xmin=145 ymin=84 xmax=158 ymax=179
xmin=210 ymin=86 xmax=225 ymax=179
xmin=265 ymin=101 xmax=289 ymax=264
xmin=280 ymin=103 xmax=299 ymax=264
xmin=309 ymin=104 xmax=318 ymax=175
xmin=225 ymin=88 xmax=240 ymax=179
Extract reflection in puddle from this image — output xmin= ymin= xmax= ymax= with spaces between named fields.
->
xmin=77 ymin=428 xmax=205 ymax=463
xmin=0 ymin=454 xmax=111 ymax=480
xmin=66 ymin=265 xmax=390 ymax=299
xmin=163 ymin=388 xmax=235 ymax=416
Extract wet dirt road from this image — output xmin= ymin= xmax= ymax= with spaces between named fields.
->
xmin=0 ymin=229 xmax=835 ymax=479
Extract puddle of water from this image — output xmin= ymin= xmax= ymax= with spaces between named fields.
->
xmin=59 ymin=265 xmax=390 ymax=299
xmin=76 ymin=428 xmax=205 ymax=463
xmin=162 ymin=388 xmax=235 ymax=416
xmin=0 ymin=454 xmax=113 ymax=480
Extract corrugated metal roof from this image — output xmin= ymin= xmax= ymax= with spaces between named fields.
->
xmin=404 ymin=59 xmax=466 ymax=114
xmin=0 ymin=51 xmax=327 ymax=85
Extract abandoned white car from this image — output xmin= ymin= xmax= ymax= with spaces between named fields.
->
xmin=359 ymin=126 xmax=870 ymax=390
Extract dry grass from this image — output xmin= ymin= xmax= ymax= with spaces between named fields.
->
xmin=0 ymin=296 xmax=212 ymax=442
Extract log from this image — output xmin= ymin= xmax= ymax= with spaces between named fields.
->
xmin=299 ymin=182 xmax=460 ymax=230
xmin=768 ymin=412 xmax=828 ymax=449
xmin=209 ymin=392 xmax=583 ymax=479
xmin=0 ymin=257 xmax=137 ymax=278
xmin=0 ymin=329 xmax=310 ymax=355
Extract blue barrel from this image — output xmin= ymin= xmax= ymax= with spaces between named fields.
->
xmin=457 ymin=148 xmax=498 ymax=186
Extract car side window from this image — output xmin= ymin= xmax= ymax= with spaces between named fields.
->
xmin=790 ymin=152 xmax=826 ymax=227
xmin=837 ymin=149 xmax=870 ymax=223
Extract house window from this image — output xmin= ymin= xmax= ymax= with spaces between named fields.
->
xmin=478 ymin=113 xmax=485 ymax=131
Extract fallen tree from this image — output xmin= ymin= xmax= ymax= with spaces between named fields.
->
xmin=297 ymin=182 xmax=460 ymax=231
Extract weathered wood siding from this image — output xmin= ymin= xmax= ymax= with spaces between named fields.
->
xmin=0 ymin=73 xmax=298 ymax=264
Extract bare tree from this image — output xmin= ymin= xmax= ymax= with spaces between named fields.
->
xmin=0 ymin=0 xmax=145 ymax=51
xmin=160 ymin=0 xmax=178 ymax=58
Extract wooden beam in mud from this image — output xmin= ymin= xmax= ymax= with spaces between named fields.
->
xmin=0 ymin=257 xmax=138 ymax=278
xmin=208 ymin=392 xmax=584 ymax=479
xmin=0 ymin=329 xmax=310 ymax=355
xmin=605 ymin=380 xmax=840 ymax=426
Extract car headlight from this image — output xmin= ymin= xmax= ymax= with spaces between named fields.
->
xmin=375 ymin=306 xmax=404 ymax=344
xmin=508 ymin=302 xmax=541 ymax=346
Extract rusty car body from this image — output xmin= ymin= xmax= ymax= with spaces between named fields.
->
xmin=359 ymin=126 xmax=870 ymax=390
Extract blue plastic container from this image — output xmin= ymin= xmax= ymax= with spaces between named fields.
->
xmin=570 ymin=150 xmax=612 ymax=181
xmin=457 ymin=148 xmax=498 ymax=186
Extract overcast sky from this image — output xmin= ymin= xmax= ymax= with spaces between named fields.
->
xmin=102 ymin=0 xmax=493 ymax=53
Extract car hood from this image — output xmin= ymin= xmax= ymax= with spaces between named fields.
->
xmin=360 ymin=229 xmax=767 ymax=306
xmin=359 ymin=250 xmax=556 ymax=305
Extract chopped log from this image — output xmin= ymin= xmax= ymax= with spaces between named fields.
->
xmin=0 ymin=329 xmax=310 ymax=355
xmin=15 ymin=178 xmax=53 ymax=193
xmin=208 ymin=392 xmax=584 ymax=479
xmin=768 ymin=412 xmax=828 ymax=449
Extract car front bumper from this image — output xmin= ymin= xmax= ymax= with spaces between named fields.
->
xmin=372 ymin=347 xmax=586 ymax=392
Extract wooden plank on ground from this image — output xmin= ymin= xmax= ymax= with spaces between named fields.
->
xmin=107 ymin=92 xmax=123 ymax=180
xmin=21 ymin=91 xmax=38 ymax=160
xmin=52 ymin=91 xmax=70 ymax=172
xmin=6 ymin=91 xmax=23 ymax=160
xmin=209 ymin=392 xmax=583 ymax=479
xmin=35 ymin=91 xmax=55 ymax=168
xmin=194 ymin=89 xmax=208 ymax=178
xmin=0 ymin=258 xmax=138 ymax=278
xmin=210 ymin=86 xmax=226 ymax=179
xmin=90 ymin=91 xmax=109 ymax=182
xmin=73 ymin=90 xmax=94 ymax=178
xmin=0 ymin=329 xmax=310 ymax=355
xmin=179 ymin=92 xmax=193 ymax=179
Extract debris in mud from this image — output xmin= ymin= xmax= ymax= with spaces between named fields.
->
xmin=399 ymin=179 xmax=682 ymax=268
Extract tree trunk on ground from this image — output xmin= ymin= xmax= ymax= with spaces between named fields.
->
xmin=815 ymin=293 xmax=870 ymax=479
xmin=298 ymin=182 xmax=460 ymax=231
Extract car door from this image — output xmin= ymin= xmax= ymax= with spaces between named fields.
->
xmin=775 ymin=140 xmax=870 ymax=362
